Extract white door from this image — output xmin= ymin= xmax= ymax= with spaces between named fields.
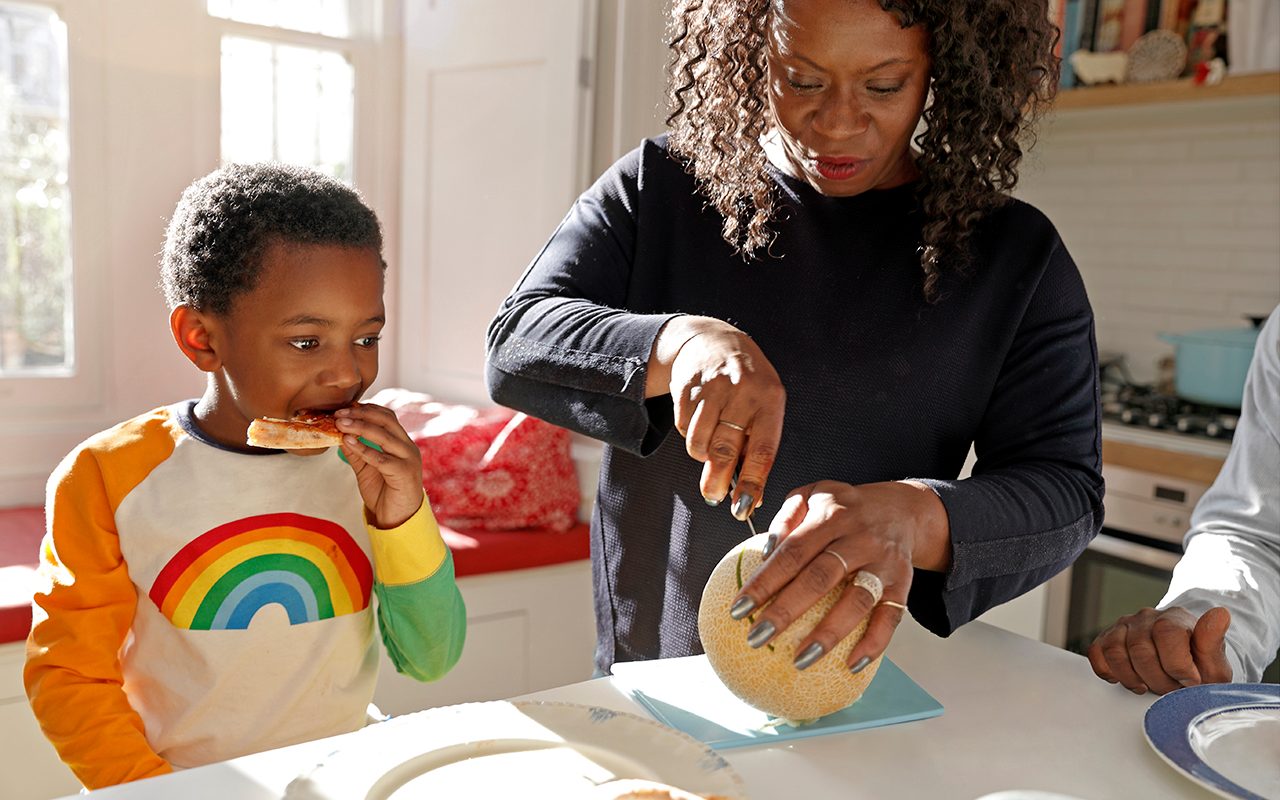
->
xmin=397 ymin=0 xmax=596 ymax=403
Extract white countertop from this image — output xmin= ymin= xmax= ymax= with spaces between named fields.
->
xmin=1101 ymin=420 xmax=1232 ymax=459
xmin=64 ymin=620 xmax=1219 ymax=800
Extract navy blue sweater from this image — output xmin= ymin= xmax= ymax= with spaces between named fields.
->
xmin=487 ymin=136 xmax=1104 ymax=673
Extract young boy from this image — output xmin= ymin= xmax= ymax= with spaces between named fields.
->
xmin=24 ymin=163 xmax=466 ymax=790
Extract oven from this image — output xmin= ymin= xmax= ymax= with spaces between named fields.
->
xmin=1043 ymin=461 xmax=1207 ymax=654
xmin=1044 ymin=437 xmax=1278 ymax=681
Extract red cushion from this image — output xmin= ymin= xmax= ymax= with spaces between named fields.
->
xmin=369 ymin=389 xmax=580 ymax=532
xmin=0 ymin=506 xmax=44 ymax=644
xmin=442 ymin=522 xmax=590 ymax=578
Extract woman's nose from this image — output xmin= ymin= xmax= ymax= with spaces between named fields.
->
xmin=813 ymin=89 xmax=869 ymax=140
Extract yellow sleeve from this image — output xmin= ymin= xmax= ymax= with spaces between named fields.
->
xmin=365 ymin=492 xmax=448 ymax=585
xmin=25 ymin=434 xmax=173 ymax=789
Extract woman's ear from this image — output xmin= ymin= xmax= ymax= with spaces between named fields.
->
xmin=170 ymin=305 xmax=221 ymax=372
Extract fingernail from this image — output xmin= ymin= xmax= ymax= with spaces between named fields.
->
xmin=762 ymin=533 xmax=777 ymax=558
xmin=793 ymin=642 xmax=825 ymax=670
xmin=730 ymin=596 xmax=756 ymax=620
xmin=732 ymin=493 xmax=755 ymax=521
xmin=850 ymin=655 xmax=872 ymax=674
xmin=705 ymin=496 xmax=721 ymax=507
xmin=747 ymin=620 xmax=776 ymax=648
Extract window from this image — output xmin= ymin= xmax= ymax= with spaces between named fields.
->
xmin=211 ymin=0 xmax=358 ymax=181
xmin=207 ymin=0 xmax=351 ymax=38
xmin=0 ymin=2 xmax=70 ymax=376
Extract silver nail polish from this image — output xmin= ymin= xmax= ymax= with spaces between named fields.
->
xmin=747 ymin=620 xmax=776 ymax=648
xmin=732 ymin=493 xmax=754 ymax=521
xmin=793 ymin=642 xmax=824 ymax=670
xmin=762 ymin=533 xmax=777 ymax=558
xmin=705 ymin=496 xmax=720 ymax=507
xmin=729 ymin=596 xmax=756 ymax=620
xmin=850 ymin=655 xmax=872 ymax=674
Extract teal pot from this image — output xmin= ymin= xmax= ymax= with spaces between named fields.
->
xmin=1159 ymin=322 xmax=1263 ymax=409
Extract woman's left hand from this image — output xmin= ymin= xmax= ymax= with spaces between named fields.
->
xmin=335 ymin=403 xmax=425 ymax=529
xmin=731 ymin=480 xmax=951 ymax=671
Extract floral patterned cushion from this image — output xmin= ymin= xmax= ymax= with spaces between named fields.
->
xmin=369 ymin=389 xmax=580 ymax=532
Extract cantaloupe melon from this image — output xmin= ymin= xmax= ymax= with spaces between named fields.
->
xmin=698 ymin=533 xmax=882 ymax=723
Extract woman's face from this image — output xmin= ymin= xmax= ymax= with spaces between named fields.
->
xmin=766 ymin=0 xmax=930 ymax=196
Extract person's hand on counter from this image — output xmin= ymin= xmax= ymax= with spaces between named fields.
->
xmin=1087 ymin=606 xmax=1234 ymax=695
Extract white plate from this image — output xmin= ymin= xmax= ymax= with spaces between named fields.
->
xmin=1144 ymin=683 xmax=1280 ymax=800
xmin=283 ymin=700 xmax=748 ymax=800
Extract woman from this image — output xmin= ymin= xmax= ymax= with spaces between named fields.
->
xmin=487 ymin=0 xmax=1103 ymax=676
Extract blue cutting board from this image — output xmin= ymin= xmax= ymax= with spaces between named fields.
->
xmin=610 ymin=654 xmax=943 ymax=750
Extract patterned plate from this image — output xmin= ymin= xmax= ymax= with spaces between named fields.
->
xmin=1144 ymin=683 xmax=1280 ymax=800
xmin=283 ymin=700 xmax=748 ymax=800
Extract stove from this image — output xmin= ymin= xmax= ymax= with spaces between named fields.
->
xmin=1099 ymin=356 xmax=1239 ymax=442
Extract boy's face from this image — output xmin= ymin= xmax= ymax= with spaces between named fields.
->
xmin=200 ymin=240 xmax=385 ymax=449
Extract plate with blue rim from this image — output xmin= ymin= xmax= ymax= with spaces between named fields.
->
xmin=1143 ymin=682 xmax=1280 ymax=800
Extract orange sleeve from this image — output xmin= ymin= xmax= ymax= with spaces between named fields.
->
xmin=24 ymin=429 xmax=174 ymax=789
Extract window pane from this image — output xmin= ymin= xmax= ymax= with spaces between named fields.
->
xmin=207 ymin=0 xmax=351 ymax=39
xmin=220 ymin=36 xmax=354 ymax=181
xmin=0 ymin=3 xmax=71 ymax=375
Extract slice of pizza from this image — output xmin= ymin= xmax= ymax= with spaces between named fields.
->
xmin=246 ymin=409 xmax=345 ymax=449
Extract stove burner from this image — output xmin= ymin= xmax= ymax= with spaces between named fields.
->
xmin=1100 ymin=383 xmax=1238 ymax=441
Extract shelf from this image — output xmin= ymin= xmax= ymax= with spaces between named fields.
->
xmin=1052 ymin=71 xmax=1280 ymax=110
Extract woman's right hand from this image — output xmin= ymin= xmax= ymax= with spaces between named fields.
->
xmin=646 ymin=316 xmax=785 ymax=516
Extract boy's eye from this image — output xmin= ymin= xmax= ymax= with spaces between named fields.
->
xmin=290 ymin=338 xmax=320 ymax=351
xmin=356 ymin=334 xmax=381 ymax=348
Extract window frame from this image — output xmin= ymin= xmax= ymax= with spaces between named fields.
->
xmin=0 ymin=0 xmax=401 ymax=414
xmin=0 ymin=0 xmax=107 ymax=414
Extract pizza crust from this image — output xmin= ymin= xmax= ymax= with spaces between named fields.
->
xmin=246 ymin=409 xmax=345 ymax=449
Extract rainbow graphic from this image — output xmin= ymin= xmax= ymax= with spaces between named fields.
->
xmin=149 ymin=513 xmax=373 ymax=630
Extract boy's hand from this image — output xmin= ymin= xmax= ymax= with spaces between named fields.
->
xmin=334 ymin=403 xmax=424 ymax=529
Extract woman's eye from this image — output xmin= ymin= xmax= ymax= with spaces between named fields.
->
xmin=787 ymin=78 xmax=822 ymax=92
xmin=869 ymin=84 xmax=904 ymax=96
xmin=290 ymin=338 xmax=320 ymax=351
xmin=356 ymin=335 xmax=382 ymax=348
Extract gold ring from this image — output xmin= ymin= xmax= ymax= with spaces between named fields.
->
xmin=820 ymin=549 xmax=850 ymax=575
xmin=851 ymin=570 xmax=884 ymax=605
xmin=717 ymin=419 xmax=747 ymax=432
xmin=878 ymin=600 xmax=908 ymax=611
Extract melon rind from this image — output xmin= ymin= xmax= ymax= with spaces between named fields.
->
xmin=697 ymin=533 xmax=882 ymax=722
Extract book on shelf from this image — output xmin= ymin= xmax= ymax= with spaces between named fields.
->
xmin=1093 ymin=0 xmax=1128 ymax=51
xmin=1060 ymin=0 xmax=1086 ymax=87
xmin=1120 ymin=0 xmax=1149 ymax=50
xmin=1184 ymin=0 xmax=1229 ymax=75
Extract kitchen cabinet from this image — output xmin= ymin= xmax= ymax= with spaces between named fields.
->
xmin=0 ymin=642 xmax=81 ymax=800
xmin=1053 ymin=70 xmax=1280 ymax=109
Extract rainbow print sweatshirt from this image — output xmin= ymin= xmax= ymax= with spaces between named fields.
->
xmin=24 ymin=402 xmax=467 ymax=790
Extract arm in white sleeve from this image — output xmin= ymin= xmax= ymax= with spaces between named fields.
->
xmin=1159 ymin=308 xmax=1280 ymax=682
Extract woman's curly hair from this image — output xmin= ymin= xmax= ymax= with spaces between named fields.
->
xmin=666 ymin=0 xmax=1060 ymax=299
xmin=160 ymin=162 xmax=383 ymax=314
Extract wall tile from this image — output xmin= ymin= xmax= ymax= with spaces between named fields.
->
xmin=1017 ymin=97 xmax=1280 ymax=384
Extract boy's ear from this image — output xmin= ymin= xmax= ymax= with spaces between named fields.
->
xmin=170 ymin=305 xmax=221 ymax=372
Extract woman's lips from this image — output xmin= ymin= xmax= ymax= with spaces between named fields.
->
xmin=813 ymin=157 xmax=866 ymax=181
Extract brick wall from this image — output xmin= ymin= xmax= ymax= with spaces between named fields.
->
xmin=1014 ymin=93 xmax=1280 ymax=383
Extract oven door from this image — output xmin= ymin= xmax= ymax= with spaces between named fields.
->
xmin=1044 ymin=529 xmax=1183 ymax=654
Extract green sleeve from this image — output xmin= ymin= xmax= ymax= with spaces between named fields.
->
xmin=373 ymin=549 xmax=467 ymax=682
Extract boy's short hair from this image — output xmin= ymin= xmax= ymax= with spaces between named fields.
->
xmin=160 ymin=162 xmax=384 ymax=314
